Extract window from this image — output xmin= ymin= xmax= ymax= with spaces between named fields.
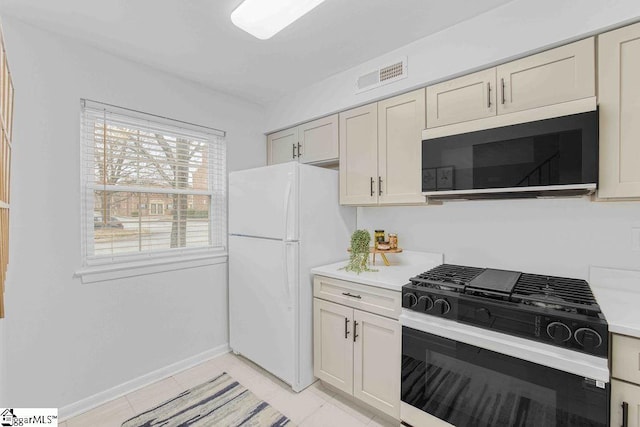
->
xmin=79 ymin=100 xmax=226 ymax=278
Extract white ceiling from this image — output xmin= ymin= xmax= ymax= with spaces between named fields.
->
xmin=0 ymin=0 xmax=514 ymax=105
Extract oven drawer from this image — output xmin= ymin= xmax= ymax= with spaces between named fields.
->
xmin=313 ymin=275 xmax=401 ymax=319
xmin=612 ymin=334 xmax=640 ymax=385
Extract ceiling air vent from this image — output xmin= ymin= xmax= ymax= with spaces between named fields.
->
xmin=356 ymin=57 xmax=407 ymax=93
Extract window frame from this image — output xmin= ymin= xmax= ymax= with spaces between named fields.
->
xmin=76 ymin=100 xmax=228 ymax=283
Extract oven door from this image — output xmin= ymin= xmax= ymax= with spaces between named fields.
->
xmin=401 ymin=326 xmax=608 ymax=427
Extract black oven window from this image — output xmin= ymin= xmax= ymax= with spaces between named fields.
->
xmin=402 ymin=327 xmax=608 ymax=427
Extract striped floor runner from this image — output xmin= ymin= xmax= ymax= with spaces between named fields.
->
xmin=122 ymin=372 xmax=292 ymax=426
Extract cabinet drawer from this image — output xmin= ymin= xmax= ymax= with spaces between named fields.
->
xmin=313 ymin=276 xmax=401 ymax=319
xmin=613 ymin=334 xmax=640 ymax=384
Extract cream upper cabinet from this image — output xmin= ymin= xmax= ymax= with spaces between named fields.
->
xmin=298 ymin=114 xmax=339 ymax=164
xmin=313 ymin=298 xmax=354 ymax=394
xmin=339 ymin=103 xmax=378 ymax=205
xmin=267 ymin=115 xmax=339 ymax=166
xmin=267 ymin=127 xmax=298 ymax=165
xmin=497 ymin=37 xmax=595 ymax=115
xmin=353 ymin=309 xmax=401 ymax=419
xmin=378 ymin=89 xmax=426 ymax=204
xmin=426 ymin=68 xmax=496 ymax=128
xmin=598 ymin=23 xmax=640 ymax=199
xmin=340 ymin=92 xmax=426 ymax=206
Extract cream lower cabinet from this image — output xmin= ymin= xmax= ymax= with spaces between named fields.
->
xmin=314 ymin=298 xmax=354 ymax=394
xmin=340 ymin=89 xmax=425 ymax=206
xmin=598 ymin=22 xmax=640 ymax=199
xmin=313 ymin=277 xmax=401 ymax=419
xmin=611 ymin=334 xmax=640 ymax=427
xmin=611 ymin=380 xmax=640 ymax=427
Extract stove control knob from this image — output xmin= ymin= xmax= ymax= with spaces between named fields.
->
xmin=403 ymin=293 xmax=418 ymax=308
xmin=433 ymin=299 xmax=451 ymax=315
xmin=574 ymin=327 xmax=603 ymax=351
xmin=417 ymin=295 xmax=434 ymax=311
xmin=475 ymin=308 xmax=491 ymax=323
xmin=546 ymin=321 xmax=571 ymax=343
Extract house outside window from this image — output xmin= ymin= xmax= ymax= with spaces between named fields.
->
xmin=78 ymin=100 xmax=227 ymax=281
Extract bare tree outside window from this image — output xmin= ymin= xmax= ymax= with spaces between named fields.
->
xmin=82 ymin=101 xmax=225 ymax=261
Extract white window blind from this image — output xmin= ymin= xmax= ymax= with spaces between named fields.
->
xmin=80 ymin=100 xmax=226 ymax=266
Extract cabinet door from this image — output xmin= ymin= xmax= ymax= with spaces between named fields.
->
xmin=378 ymin=89 xmax=426 ymax=205
xmin=426 ymin=68 xmax=496 ymax=128
xmin=611 ymin=379 xmax=640 ymax=427
xmin=267 ymin=127 xmax=298 ymax=165
xmin=298 ymin=114 xmax=338 ymax=164
xmin=313 ymin=299 xmax=354 ymax=394
xmin=339 ymin=103 xmax=378 ymax=205
xmin=598 ymin=23 xmax=640 ymax=198
xmin=497 ymin=37 xmax=595 ymax=115
xmin=353 ymin=309 xmax=401 ymax=419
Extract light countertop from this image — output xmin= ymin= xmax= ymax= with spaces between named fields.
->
xmin=590 ymin=266 xmax=640 ymax=338
xmin=311 ymin=250 xmax=443 ymax=291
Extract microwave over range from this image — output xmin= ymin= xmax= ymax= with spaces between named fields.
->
xmin=421 ymin=110 xmax=598 ymax=199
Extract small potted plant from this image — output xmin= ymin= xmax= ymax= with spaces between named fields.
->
xmin=343 ymin=229 xmax=377 ymax=274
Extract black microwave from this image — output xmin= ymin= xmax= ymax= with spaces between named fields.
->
xmin=421 ymin=111 xmax=598 ymax=199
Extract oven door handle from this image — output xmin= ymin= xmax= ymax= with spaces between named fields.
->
xmin=399 ymin=310 xmax=610 ymax=383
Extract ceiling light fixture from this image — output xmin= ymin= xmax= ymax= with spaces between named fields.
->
xmin=231 ymin=0 xmax=326 ymax=40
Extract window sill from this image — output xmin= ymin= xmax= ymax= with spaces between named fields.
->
xmin=75 ymin=251 xmax=228 ymax=283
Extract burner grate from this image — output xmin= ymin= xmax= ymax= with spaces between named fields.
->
xmin=410 ymin=264 xmax=484 ymax=292
xmin=511 ymin=274 xmax=601 ymax=314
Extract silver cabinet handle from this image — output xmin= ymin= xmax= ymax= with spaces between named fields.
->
xmin=487 ymin=82 xmax=492 ymax=108
xmin=501 ymin=78 xmax=506 ymax=105
xmin=297 ymin=143 xmax=302 ymax=158
xmin=378 ymin=176 xmax=383 ymax=196
xmin=292 ymin=144 xmax=297 ymax=159
xmin=370 ymin=177 xmax=374 ymax=197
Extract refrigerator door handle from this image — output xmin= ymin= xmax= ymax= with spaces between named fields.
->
xmin=282 ymin=241 xmax=295 ymax=309
xmin=283 ymin=177 xmax=293 ymax=241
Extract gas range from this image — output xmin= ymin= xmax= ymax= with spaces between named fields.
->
xmin=401 ymin=264 xmax=608 ymax=357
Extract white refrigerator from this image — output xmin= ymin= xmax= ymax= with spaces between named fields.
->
xmin=228 ymin=162 xmax=356 ymax=392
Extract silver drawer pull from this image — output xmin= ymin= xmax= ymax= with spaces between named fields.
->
xmin=342 ymin=292 xmax=362 ymax=299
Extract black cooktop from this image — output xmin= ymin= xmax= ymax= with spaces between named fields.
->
xmin=404 ymin=263 xmax=608 ymax=357
xmin=409 ymin=264 xmax=602 ymax=316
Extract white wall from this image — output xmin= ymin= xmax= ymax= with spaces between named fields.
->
xmin=265 ymin=0 xmax=640 ymax=132
xmin=0 ymin=17 xmax=265 ymax=410
xmin=358 ymin=199 xmax=640 ymax=280
xmin=0 ymin=322 xmax=6 ymax=406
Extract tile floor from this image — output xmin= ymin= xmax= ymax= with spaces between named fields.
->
xmin=61 ymin=352 xmax=399 ymax=427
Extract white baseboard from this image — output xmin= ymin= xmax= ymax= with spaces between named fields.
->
xmin=59 ymin=343 xmax=230 ymax=421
